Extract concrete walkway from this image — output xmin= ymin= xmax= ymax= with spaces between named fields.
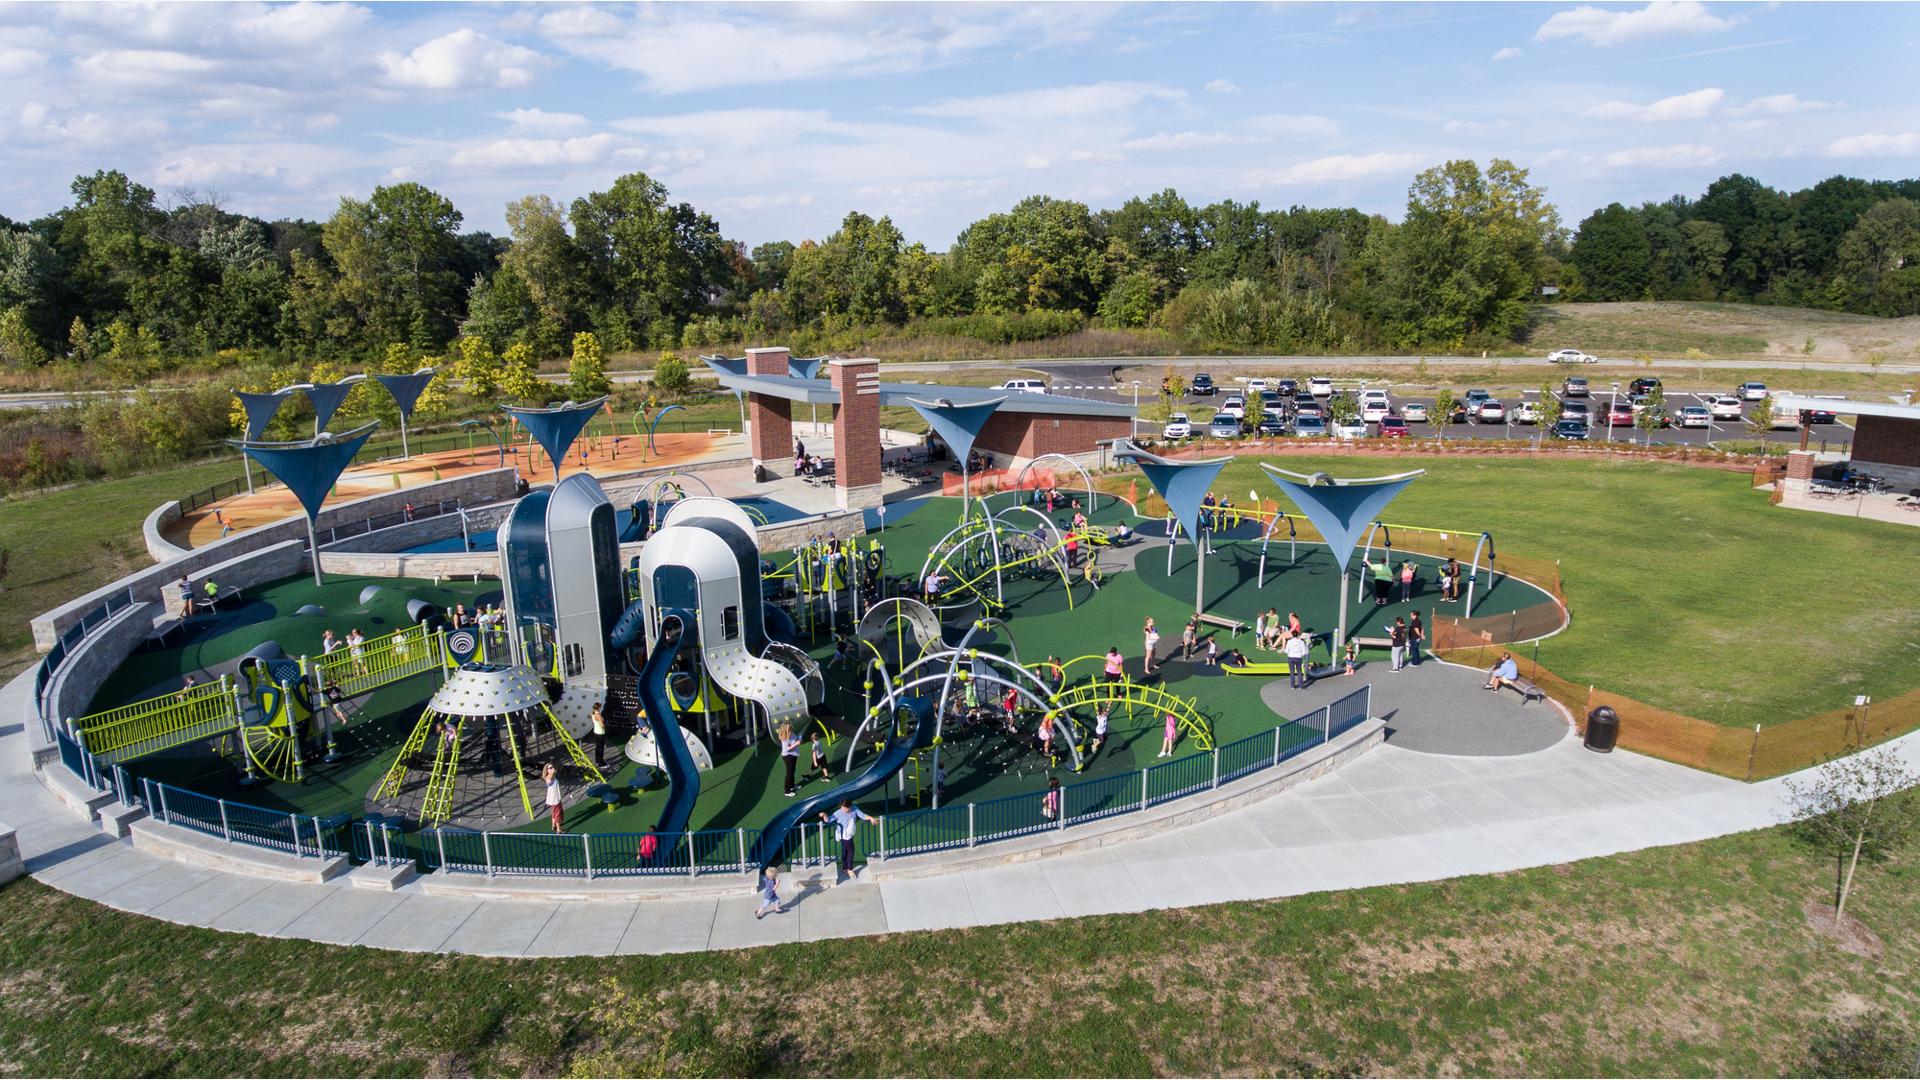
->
xmin=7 ymin=666 xmax=1917 ymax=957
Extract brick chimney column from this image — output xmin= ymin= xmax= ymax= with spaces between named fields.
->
xmin=745 ymin=346 xmax=793 ymax=478
xmin=829 ymin=358 xmax=883 ymax=510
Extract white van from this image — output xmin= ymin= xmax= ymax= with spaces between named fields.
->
xmin=996 ymin=379 xmax=1049 ymax=394
xmin=1766 ymin=395 xmax=1801 ymax=430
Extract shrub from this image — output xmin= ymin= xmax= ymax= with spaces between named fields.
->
xmin=652 ymin=352 xmax=692 ymax=394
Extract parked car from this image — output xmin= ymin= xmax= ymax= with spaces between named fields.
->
xmin=1707 ymin=395 xmax=1743 ymax=420
xmin=1307 ymin=376 xmax=1334 ymax=397
xmin=1217 ymin=396 xmax=1245 ymax=420
xmin=1293 ymin=401 xmax=1326 ymax=421
xmin=1548 ymin=348 xmax=1598 ymax=364
xmin=996 ymin=378 xmax=1049 ymax=394
xmin=1207 ymin=414 xmax=1240 ymax=439
xmin=1606 ymin=401 xmax=1635 ymax=426
xmin=1359 ymin=388 xmax=1390 ymax=406
xmin=1766 ymin=397 xmax=1801 ymax=430
xmin=1739 ymin=381 xmax=1769 ymax=401
xmin=1260 ymin=390 xmax=1284 ymax=411
xmin=1629 ymin=377 xmax=1662 ymax=396
xmin=1246 ymin=377 xmax=1268 ymax=394
xmin=1257 ymin=416 xmax=1288 ymax=437
xmin=1333 ymin=417 xmax=1367 ymax=439
xmin=1163 ymin=413 xmax=1192 ymax=439
xmin=1801 ymin=407 xmax=1838 ymax=425
xmin=1274 ymin=378 xmax=1300 ymax=396
xmin=1476 ymin=400 xmax=1507 ymax=423
xmin=1443 ymin=400 xmax=1470 ymax=424
xmin=1552 ymin=419 xmax=1590 ymax=440
xmin=1400 ymin=402 xmax=1430 ymax=422
xmin=1563 ymin=376 xmax=1590 ymax=398
xmin=1360 ymin=400 xmax=1391 ymax=423
xmin=1464 ymin=389 xmax=1491 ymax=409
xmin=1513 ymin=401 xmax=1541 ymax=425
xmin=1292 ymin=415 xmax=1328 ymax=437
xmin=1190 ymin=373 xmax=1216 ymax=396
xmin=1676 ymin=405 xmax=1712 ymax=428
xmin=1378 ymin=415 xmax=1411 ymax=438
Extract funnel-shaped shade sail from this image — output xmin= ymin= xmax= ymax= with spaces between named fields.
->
xmin=502 ymin=397 xmax=608 ymax=481
xmin=231 ymin=423 xmax=379 ymax=522
xmin=1113 ymin=439 xmax=1229 ymax=545
xmin=789 ymin=356 xmax=827 ymax=381
xmin=304 ymin=380 xmax=359 ymax=432
xmin=234 ymin=390 xmax=290 ymax=442
xmin=701 ymin=355 xmax=749 ymax=378
xmin=372 ymin=370 xmax=436 ymax=419
xmin=1259 ymin=464 xmax=1422 ymax=573
xmin=906 ymin=397 xmax=1005 ymax=463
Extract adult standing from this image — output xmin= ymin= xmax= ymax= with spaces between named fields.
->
xmin=1371 ymin=559 xmax=1392 ymax=606
xmin=820 ymin=799 xmax=877 ymax=884
xmin=1409 ymin=611 xmax=1425 ymax=666
xmin=779 ymin=724 xmax=802 ymax=797
xmin=542 ymin=762 xmax=565 ymax=833
xmin=1400 ymin=560 xmax=1416 ymax=603
xmin=1142 ymin=617 xmax=1161 ymax=676
xmin=1390 ymin=617 xmax=1408 ymax=672
xmin=1285 ymin=630 xmax=1312 ymax=689
xmin=589 ymin=701 xmax=607 ymax=767
xmin=1103 ymin=647 xmax=1125 ymax=683
xmin=1180 ymin=618 xmax=1198 ymax=662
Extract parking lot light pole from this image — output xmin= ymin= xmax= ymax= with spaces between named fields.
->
xmin=1606 ymin=381 xmax=1619 ymax=444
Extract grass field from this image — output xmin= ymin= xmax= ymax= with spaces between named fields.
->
xmin=1530 ymin=301 xmax=1920 ymax=364
xmin=1 ymin=801 xmax=1913 ymax=1076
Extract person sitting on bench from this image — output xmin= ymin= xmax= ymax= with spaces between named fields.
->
xmin=1485 ymin=652 xmax=1519 ymax=692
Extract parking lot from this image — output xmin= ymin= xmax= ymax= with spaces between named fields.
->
xmin=1026 ymin=362 xmax=1849 ymax=450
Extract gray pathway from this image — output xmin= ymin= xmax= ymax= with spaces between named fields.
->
xmin=7 ymin=667 xmax=1917 ymax=957
xmin=1259 ymin=660 xmax=1570 ymax=756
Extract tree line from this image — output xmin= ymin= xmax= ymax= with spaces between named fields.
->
xmin=3 ymin=161 xmax=1918 ymax=379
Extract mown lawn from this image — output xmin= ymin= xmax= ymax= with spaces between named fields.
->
xmin=0 ymin=806 xmax=1913 ymax=1077
xmin=1196 ymin=453 xmax=1920 ymax=726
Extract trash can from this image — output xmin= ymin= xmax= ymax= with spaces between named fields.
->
xmin=1584 ymin=706 xmax=1619 ymax=753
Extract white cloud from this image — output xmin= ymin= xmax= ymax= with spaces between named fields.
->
xmin=1204 ymin=78 xmax=1240 ymax=94
xmin=1023 ymin=155 xmax=1051 ymax=169
xmin=499 ymin=107 xmax=588 ymax=134
xmin=914 ymin=82 xmax=1185 ymax=124
xmin=449 ymin=133 xmax=620 ymax=169
xmin=1728 ymin=93 xmax=1837 ymax=117
xmin=1535 ymin=1 xmax=1737 ymax=47
xmin=305 ymin=113 xmax=341 ymax=133
xmin=74 ymin=48 xmax=216 ymax=86
xmin=1123 ymin=131 xmax=1263 ymax=151
xmin=378 ymin=28 xmax=544 ymax=91
xmin=1243 ymin=113 xmax=1340 ymax=138
xmin=1599 ymin=143 xmax=1724 ymax=168
xmin=0 ymin=46 xmax=45 ymax=75
xmin=1251 ymin=152 xmax=1424 ymax=185
xmin=1492 ymin=46 xmax=1522 ymax=61
xmin=1828 ymin=132 xmax=1920 ymax=157
xmin=1584 ymin=87 xmax=1723 ymax=122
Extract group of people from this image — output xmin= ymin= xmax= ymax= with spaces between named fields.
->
xmin=172 ymin=575 xmax=223 ymax=617
xmin=446 ymin=603 xmax=508 ymax=630
xmin=1197 ymin=491 xmax=1245 ymax=533
xmin=776 ymin=721 xmax=835 ymax=797
xmin=1367 ymin=559 xmax=1421 ymax=606
xmin=319 ymin=627 xmax=370 ymax=676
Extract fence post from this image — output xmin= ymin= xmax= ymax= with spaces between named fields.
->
xmin=219 ymin=800 xmax=232 ymax=842
xmin=1272 ymin=726 xmax=1282 ymax=766
xmin=1322 ymin=706 xmax=1331 ymax=745
xmin=879 ymin=817 xmax=889 ymax=859
xmin=313 ymin=817 xmax=327 ymax=857
xmin=583 ymin=833 xmax=593 ymax=880
xmin=288 ymin=813 xmax=302 ymax=856
xmin=686 ymin=831 xmax=696 ymax=877
xmin=1746 ymin=723 xmax=1761 ymax=782
xmin=737 ymin=828 xmax=747 ymax=874
xmin=365 ymin=822 xmax=376 ymax=863
xmin=482 ymin=831 xmax=494 ymax=877
xmin=157 ymin=783 xmax=170 ymax=823
xmin=1212 ymin=748 xmax=1220 ymax=789
xmin=1140 ymin=767 xmax=1150 ymax=811
xmin=382 ymin=825 xmax=393 ymax=865
xmin=967 ymin=802 xmax=976 ymax=847
xmin=436 ymin=828 xmax=447 ymax=870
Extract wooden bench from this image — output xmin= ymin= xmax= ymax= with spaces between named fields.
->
xmin=1350 ymin=635 xmax=1393 ymax=653
xmin=1497 ymin=676 xmax=1547 ymax=704
xmin=1194 ymin=612 xmax=1247 ymax=636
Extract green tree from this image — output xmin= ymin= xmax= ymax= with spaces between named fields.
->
xmin=501 ymin=194 xmax=586 ymax=343
xmin=452 ymin=335 xmax=501 ymax=397
xmin=570 ymin=172 xmax=733 ymax=347
xmin=652 ymin=351 xmax=691 ymax=394
xmin=1571 ymin=203 xmax=1653 ymax=300
xmin=1835 ymin=199 xmax=1920 ymax=315
xmin=781 ymin=212 xmax=907 ymax=325
xmin=1536 ymin=381 xmax=1562 ymax=427
xmin=1433 ymin=388 xmax=1457 ymax=436
xmin=0 ymin=307 xmax=46 ymax=366
xmin=568 ymin=330 xmax=611 ymax=399
xmin=952 ymin=195 xmax=1108 ymax=314
xmin=498 ymin=342 xmax=544 ymax=402
xmin=1633 ymin=383 xmax=1666 ymax=445
xmin=1786 ymin=748 xmax=1920 ymax=924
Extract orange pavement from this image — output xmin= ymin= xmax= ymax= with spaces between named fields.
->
xmin=175 ymin=430 xmax=745 ymax=547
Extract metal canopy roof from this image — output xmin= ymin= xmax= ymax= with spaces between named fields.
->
xmin=714 ymin=371 xmax=1136 ymax=418
xmin=1774 ymin=395 xmax=1920 ymax=421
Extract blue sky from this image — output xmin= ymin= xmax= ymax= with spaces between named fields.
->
xmin=0 ymin=1 xmax=1915 ymax=246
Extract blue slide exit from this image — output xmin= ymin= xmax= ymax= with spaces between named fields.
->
xmin=632 ymin=607 xmax=702 ymax=842
xmin=750 ymin=695 xmax=935 ymax=871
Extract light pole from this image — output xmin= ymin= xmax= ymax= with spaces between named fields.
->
xmin=458 ymin=418 xmax=506 ymax=469
xmin=1606 ymin=381 xmax=1619 ymax=444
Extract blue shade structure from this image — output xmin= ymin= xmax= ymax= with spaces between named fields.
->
xmin=230 ymin=422 xmax=380 ymax=586
xmin=233 ymin=389 xmax=293 ymax=493
xmin=1259 ymin=463 xmax=1423 ymax=653
xmin=700 ymin=355 xmax=751 ymax=432
xmin=298 ymin=375 xmax=367 ymax=435
xmin=502 ymin=397 xmax=609 ymax=483
xmin=1113 ymin=439 xmax=1231 ymax=613
xmin=372 ymin=368 xmax=437 ymax=459
xmin=906 ymin=396 xmax=1005 ymax=516
xmin=788 ymin=356 xmax=827 ymax=381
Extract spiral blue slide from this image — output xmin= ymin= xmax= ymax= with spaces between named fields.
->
xmin=749 ymin=695 xmax=935 ymax=872
xmin=626 ymin=606 xmax=702 ymax=841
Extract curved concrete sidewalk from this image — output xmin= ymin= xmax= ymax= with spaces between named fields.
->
xmin=6 ymin=666 xmax=1916 ymax=957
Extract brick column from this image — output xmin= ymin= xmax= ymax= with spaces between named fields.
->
xmin=1785 ymin=450 xmax=1816 ymax=481
xmin=829 ymin=357 xmax=883 ymax=510
xmin=745 ymin=346 xmax=793 ymax=479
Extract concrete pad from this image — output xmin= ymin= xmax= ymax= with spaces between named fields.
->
xmin=27 ymin=831 xmax=128 ymax=880
xmin=1099 ymin=813 xmax=1274 ymax=862
xmin=280 ymin=889 xmax=407 ymax=946
xmin=440 ymin=899 xmax=559 ymax=957
xmin=1240 ymin=799 xmax=1349 ymax=849
xmin=1302 ymin=791 xmax=1412 ymax=844
xmin=1351 ymin=784 xmax=1480 ymax=836
xmin=146 ymin=873 xmax=272 ymax=926
xmin=1124 ymin=852 xmax=1266 ymax=909
xmin=798 ymin=881 xmax=891 ymax=942
xmin=618 ymin=899 xmax=718 ymax=955
xmin=47 ymin=847 xmax=165 ymax=898
xmin=211 ymin=881 xmax=331 ymax=935
xmin=878 ymin=875 xmax=978 ymax=932
xmin=356 ymin=894 xmax=482 ymax=953
xmin=1227 ymin=848 xmax=1336 ymax=901
xmin=961 ymin=862 xmax=1067 ymax=927
xmin=1417 ymin=779 xmax=1540 ymax=828
xmin=708 ymin=889 xmax=804 ymax=950
xmin=1040 ymin=859 xmax=1150 ymax=917
xmin=525 ymin=901 xmax=635 ymax=957
xmin=101 ymin=859 xmax=216 ymax=915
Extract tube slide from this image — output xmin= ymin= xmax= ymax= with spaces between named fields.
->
xmin=750 ymin=694 xmax=935 ymax=871
xmin=635 ymin=608 xmax=702 ymax=842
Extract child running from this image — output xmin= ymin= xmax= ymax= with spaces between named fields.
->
xmin=809 ymin=731 xmax=832 ymax=782
xmin=755 ymin=864 xmax=784 ymax=918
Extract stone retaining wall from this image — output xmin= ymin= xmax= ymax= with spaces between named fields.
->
xmin=42 ymin=601 xmax=156 ymax=726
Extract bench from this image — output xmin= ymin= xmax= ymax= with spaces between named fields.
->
xmin=145 ymin=614 xmax=185 ymax=650
xmin=194 ymin=586 xmax=241 ymax=612
xmin=1194 ymin=612 xmax=1247 ymax=636
xmin=1350 ymin=635 xmax=1394 ymax=653
xmin=1496 ymin=676 xmax=1547 ymax=704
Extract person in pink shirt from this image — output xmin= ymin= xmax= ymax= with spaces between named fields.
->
xmin=1158 ymin=711 xmax=1178 ymax=757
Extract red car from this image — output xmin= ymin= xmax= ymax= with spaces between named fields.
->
xmin=1378 ymin=415 xmax=1411 ymax=438
xmin=1606 ymin=402 xmax=1634 ymax=427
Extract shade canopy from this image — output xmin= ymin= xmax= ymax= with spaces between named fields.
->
xmin=906 ymin=397 xmax=1005 ymax=463
xmin=1113 ymin=439 xmax=1230 ymax=544
xmin=1259 ymin=465 xmax=1423 ymax=573
xmin=302 ymin=377 xmax=365 ymax=432
xmin=502 ymin=397 xmax=608 ymax=481
xmin=230 ymin=422 xmax=380 ymax=522
xmin=700 ymin=355 xmax=750 ymax=379
xmin=234 ymin=390 xmax=291 ymax=442
xmin=789 ymin=356 xmax=827 ymax=381
xmin=372 ymin=369 xmax=437 ymax=419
